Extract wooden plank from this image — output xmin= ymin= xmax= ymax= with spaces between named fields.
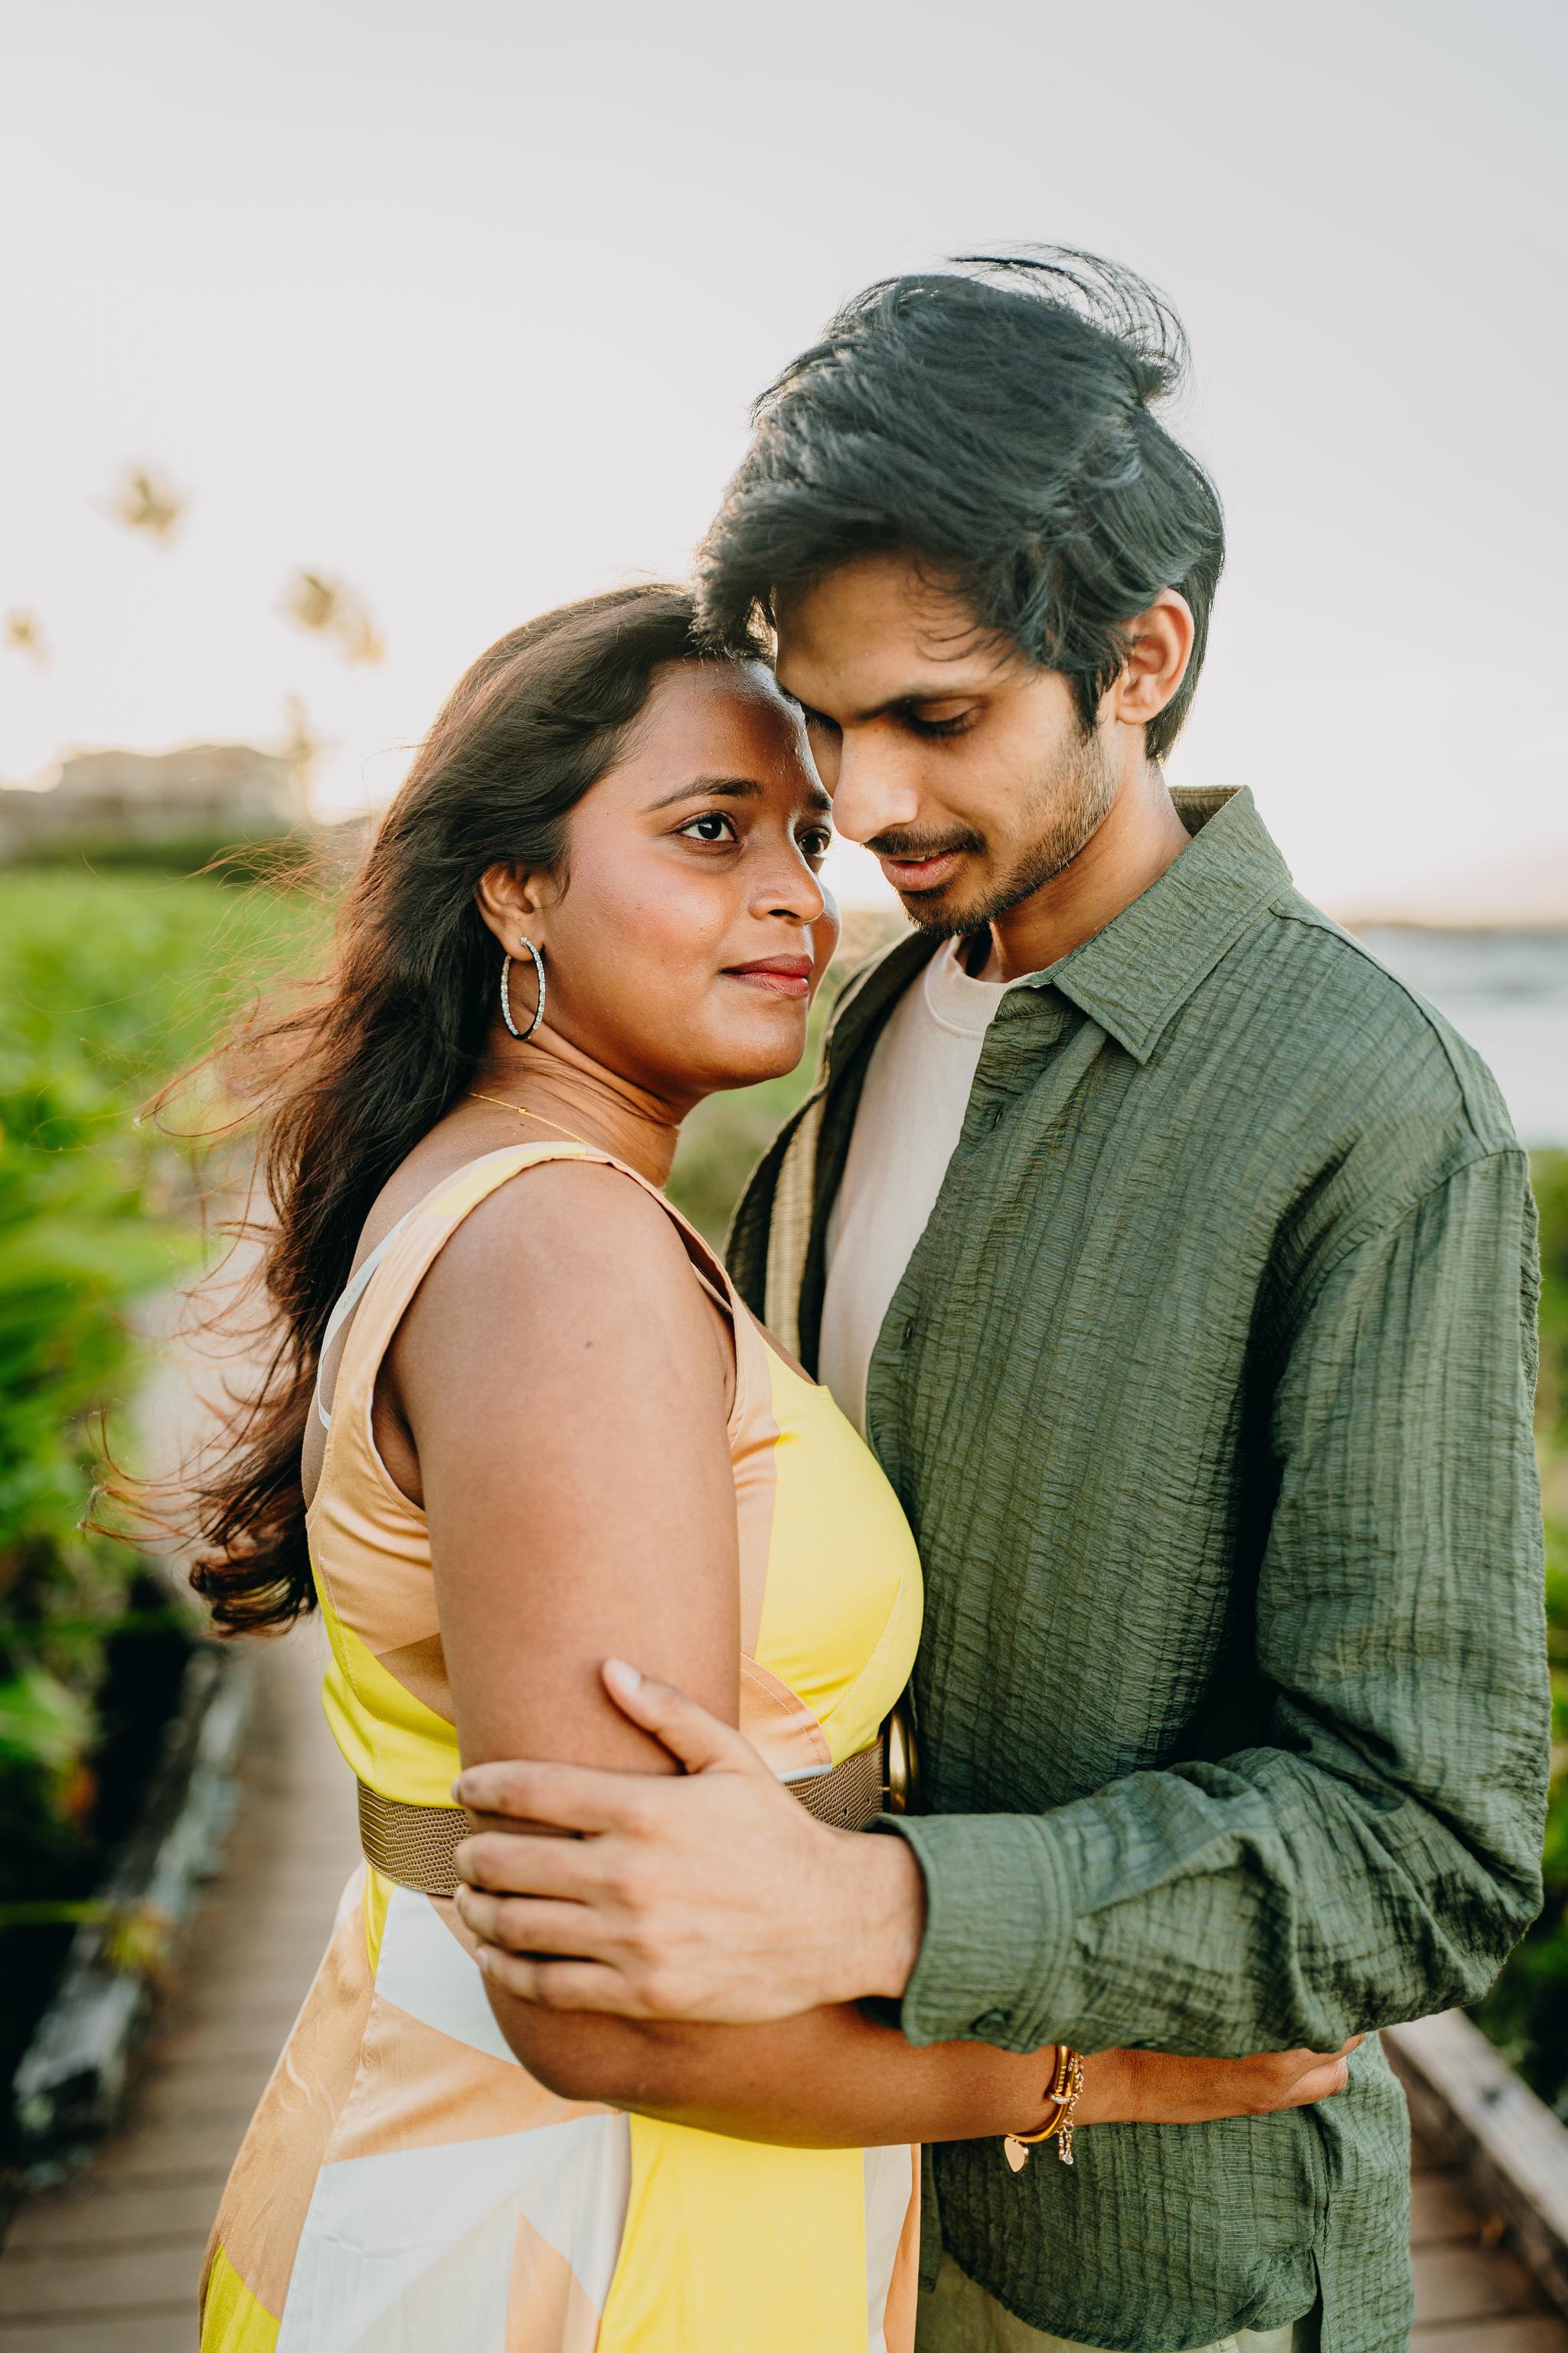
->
xmin=0 ymin=2319 xmax=193 ymax=2351
xmin=1412 ymin=2165 xmax=1489 ymax=2247
xmin=0 ymin=2242 xmax=204 ymax=2319
xmin=1411 ymin=2319 xmax=1568 ymax=2353
xmin=1415 ymin=2240 xmax=1544 ymax=2324
xmin=1387 ymin=2013 xmax=1568 ymax=2318
xmin=3 ymin=2175 xmax=221 ymax=2253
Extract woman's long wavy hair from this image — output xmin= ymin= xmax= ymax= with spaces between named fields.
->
xmin=179 ymin=583 xmax=761 ymax=1637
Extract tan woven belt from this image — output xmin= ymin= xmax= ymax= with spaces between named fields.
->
xmin=358 ymin=1714 xmax=914 ymax=1899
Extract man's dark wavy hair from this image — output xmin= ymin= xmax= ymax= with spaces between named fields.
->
xmin=697 ymin=248 xmax=1224 ymax=759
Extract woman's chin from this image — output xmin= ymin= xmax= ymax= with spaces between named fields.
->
xmin=682 ymin=1003 xmax=811 ymax=1094
xmin=691 ymin=1037 xmax=809 ymax=1096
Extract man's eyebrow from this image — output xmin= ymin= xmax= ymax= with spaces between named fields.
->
xmin=786 ymin=681 xmax=991 ymax=727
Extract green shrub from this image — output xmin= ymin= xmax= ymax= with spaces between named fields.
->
xmin=0 ymin=871 xmax=324 ymax=1896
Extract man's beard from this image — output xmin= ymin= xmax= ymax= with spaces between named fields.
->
xmin=867 ymin=725 xmax=1119 ymax=940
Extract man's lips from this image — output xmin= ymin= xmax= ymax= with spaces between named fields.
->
xmin=876 ymin=847 xmax=966 ymax=894
xmin=724 ymin=956 xmax=813 ymax=999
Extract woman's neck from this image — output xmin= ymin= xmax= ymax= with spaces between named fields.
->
xmin=472 ymin=1024 xmax=681 ymax=1188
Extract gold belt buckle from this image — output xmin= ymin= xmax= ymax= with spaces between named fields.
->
xmin=884 ymin=1700 xmax=920 ymax=1815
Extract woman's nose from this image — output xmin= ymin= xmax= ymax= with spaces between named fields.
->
xmin=754 ymin=846 xmax=826 ymax=926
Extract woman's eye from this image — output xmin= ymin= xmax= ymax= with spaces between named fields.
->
xmin=799 ymin=827 xmax=833 ymax=864
xmin=679 ymin=812 xmax=738 ymax=845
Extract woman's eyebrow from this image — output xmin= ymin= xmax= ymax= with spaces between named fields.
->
xmin=646 ymin=775 xmax=763 ymax=812
xmin=646 ymin=774 xmax=831 ymax=819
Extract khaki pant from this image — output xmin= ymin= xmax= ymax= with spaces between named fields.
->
xmin=916 ymin=2253 xmax=1321 ymax=2353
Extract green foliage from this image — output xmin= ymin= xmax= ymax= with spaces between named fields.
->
xmin=0 ymin=870 xmax=323 ymax=1855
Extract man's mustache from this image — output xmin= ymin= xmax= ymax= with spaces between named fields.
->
xmin=863 ymin=826 xmax=985 ymax=863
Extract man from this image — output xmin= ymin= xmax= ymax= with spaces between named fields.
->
xmin=453 ymin=253 xmax=1550 ymax=2353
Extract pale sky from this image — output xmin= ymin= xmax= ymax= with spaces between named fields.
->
xmin=2 ymin=0 xmax=1563 ymax=915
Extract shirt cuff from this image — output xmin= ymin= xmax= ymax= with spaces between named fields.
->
xmin=871 ymin=1809 xmax=1080 ymax=2050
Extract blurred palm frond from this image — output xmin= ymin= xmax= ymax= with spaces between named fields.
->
xmin=279 ymin=692 xmax=329 ymax=792
xmin=3 ymin=609 xmax=47 ymax=664
xmin=103 ymin=464 xmax=188 ymax=545
xmin=281 ymin=569 xmax=384 ymax=667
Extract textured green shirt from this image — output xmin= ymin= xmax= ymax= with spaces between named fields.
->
xmin=727 ymin=789 xmax=1549 ymax=2353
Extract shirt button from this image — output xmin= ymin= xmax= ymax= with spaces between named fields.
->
xmin=991 ymin=1104 xmax=1004 ymax=1129
xmin=902 ymin=1319 xmax=916 ymax=1347
xmin=972 ymin=2010 xmax=1008 ymax=2036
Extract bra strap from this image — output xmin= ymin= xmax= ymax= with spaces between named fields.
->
xmin=314 ymin=1211 xmax=415 ymax=1430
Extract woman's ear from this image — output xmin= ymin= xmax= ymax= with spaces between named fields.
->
xmin=475 ymin=862 xmax=552 ymax=954
xmin=1107 ymin=590 xmax=1195 ymax=734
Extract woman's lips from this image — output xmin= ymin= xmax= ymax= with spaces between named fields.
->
xmin=724 ymin=956 xmax=813 ymax=999
xmin=877 ymin=848 xmax=964 ymax=894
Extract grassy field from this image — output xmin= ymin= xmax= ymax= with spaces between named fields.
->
xmin=1 ymin=868 xmax=1563 ymax=2116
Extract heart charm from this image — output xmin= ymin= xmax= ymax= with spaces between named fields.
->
xmin=1002 ymin=2136 xmax=1029 ymax=2172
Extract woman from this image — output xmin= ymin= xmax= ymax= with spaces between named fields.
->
xmin=192 ymin=586 xmax=1353 ymax=2353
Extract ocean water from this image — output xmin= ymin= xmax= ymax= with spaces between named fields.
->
xmin=1357 ymin=928 xmax=1568 ymax=1149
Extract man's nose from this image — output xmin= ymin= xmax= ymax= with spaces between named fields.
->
xmin=828 ymin=737 xmax=922 ymax=846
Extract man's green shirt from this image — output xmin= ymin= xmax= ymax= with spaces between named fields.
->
xmin=727 ymin=790 xmax=1549 ymax=2353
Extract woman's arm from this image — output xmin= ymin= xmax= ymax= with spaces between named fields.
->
xmin=451 ymin=1984 xmax=1355 ymax=2150
xmin=398 ymin=1165 xmax=1352 ymax=2148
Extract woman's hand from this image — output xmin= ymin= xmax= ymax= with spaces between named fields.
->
xmin=1076 ymin=2038 xmax=1364 ymax=2127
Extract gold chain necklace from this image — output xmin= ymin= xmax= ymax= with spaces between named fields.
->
xmin=467 ymin=1090 xmax=596 ymax=1149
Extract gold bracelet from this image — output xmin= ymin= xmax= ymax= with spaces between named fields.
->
xmin=1002 ymin=2044 xmax=1084 ymax=2172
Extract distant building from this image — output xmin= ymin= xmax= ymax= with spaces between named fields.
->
xmin=0 ymin=743 xmax=309 ymax=862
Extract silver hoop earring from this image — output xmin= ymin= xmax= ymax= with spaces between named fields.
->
xmin=500 ymin=936 xmax=547 ymax=1043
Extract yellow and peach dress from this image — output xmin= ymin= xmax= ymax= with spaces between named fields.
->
xmin=200 ymin=1143 xmax=924 ymax=2353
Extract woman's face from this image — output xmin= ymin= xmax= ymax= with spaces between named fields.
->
xmin=483 ymin=660 xmax=839 ymax=1111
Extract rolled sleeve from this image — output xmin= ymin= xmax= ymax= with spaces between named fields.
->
xmin=873 ymin=1808 xmax=1078 ymax=2049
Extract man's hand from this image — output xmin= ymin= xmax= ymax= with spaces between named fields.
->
xmin=452 ymin=1660 xmax=927 ymax=2022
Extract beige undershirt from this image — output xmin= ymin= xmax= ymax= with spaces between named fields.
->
xmin=819 ymin=936 xmax=1013 ymax=1439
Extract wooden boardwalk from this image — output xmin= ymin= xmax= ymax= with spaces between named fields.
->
xmin=0 ymin=1625 xmax=1563 ymax=2349
xmin=0 ymin=1629 xmax=354 ymax=2351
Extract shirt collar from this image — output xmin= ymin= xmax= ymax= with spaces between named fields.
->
xmin=827 ymin=787 xmax=1292 ymax=1075
xmin=1014 ymin=787 xmax=1292 ymax=1063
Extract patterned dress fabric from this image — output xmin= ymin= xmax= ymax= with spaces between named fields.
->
xmin=200 ymin=1144 xmax=924 ymax=2352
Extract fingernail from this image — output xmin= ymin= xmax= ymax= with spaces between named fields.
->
xmin=475 ymin=1944 xmax=492 ymax=1973
xmin=605 ymin=1657 xmax=642 ymax=1691
xmin=450 ymin=1778 xmax=464 ymax=1802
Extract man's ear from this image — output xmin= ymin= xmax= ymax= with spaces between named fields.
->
xmin=1107 ymin=590 xmax=1195 ymax=732
xmin=475 ymin=861 xmax=553 ymax=955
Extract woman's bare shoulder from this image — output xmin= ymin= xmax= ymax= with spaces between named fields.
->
xmin=402 ymin=1155 xmax=717 ymax=1370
